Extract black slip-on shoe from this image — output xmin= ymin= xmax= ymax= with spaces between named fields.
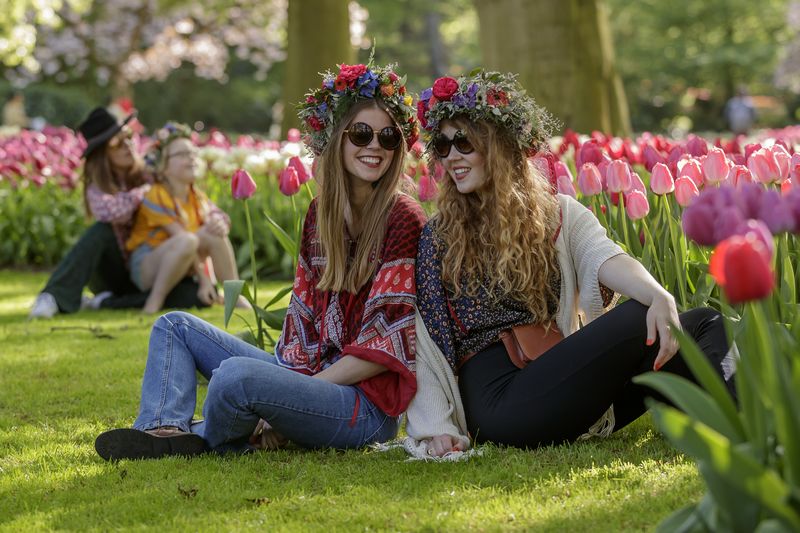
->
xmin=95 ymin=428 xmax=207 ymax=461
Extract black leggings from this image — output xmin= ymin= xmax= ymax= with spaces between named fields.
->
xmin=459 ymin=300 xmax=735 ymax=448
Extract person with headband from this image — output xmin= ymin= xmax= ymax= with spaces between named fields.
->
xmin=405 ymin=71 xmax=737 ymax=458
xmin=125 ymin=122 xmax=239 ymax=314
xmin=94 ymin=61 xmax=426 ymax=460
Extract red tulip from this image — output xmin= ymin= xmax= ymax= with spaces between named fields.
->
xmin=650 ymin=163 xmax=674 ymax=195
xmin=606 ymin=160 xmax=632 ymax=193
xmin=625 ymin=189 xmax=650 ymax=220
xmin=577 ymin=163 xmax=603 ymax=196
xmin=231 ymin=168 xmax=257 ymax=199
xmin=418 ymin=172 xmax=438 ymax=202
xmin=675 ymin=176 xmax=700 ymax=207
xmin=709 ymin=234 xmax=774 ymax=304
xmin=288 ymin=156 xmax=310 ymax=184
xmin=279 ymin=166 xmax=301 ymax=196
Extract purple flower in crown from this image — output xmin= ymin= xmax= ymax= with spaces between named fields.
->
xmin=323 ymin=78 xmax=334 ymax=90
xmin=420 ymin=88 xmax=433 ymax=102
xmin=358 ymin=71 xmax=380 ymax=97
xmin=451 ymin=93 xmax=470 ymax=108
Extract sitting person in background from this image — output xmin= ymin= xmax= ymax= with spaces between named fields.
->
xmin=29 ymin=107 xmax=208 ymax=319
xmin=126 ymin=122 xmax=241 ymax=314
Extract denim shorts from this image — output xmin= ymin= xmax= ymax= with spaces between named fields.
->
xmin=129 ymin=244 xmax=153 ymax=291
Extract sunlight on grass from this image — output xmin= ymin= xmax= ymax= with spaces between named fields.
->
xmin=0 ymin=270 xmax=703 ymax=531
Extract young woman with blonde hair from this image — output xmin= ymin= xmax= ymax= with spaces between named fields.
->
xmin=406 ymin=71 xmax=736 ymax=457
xmin=95 ymin=62 xmax=426 ymax=460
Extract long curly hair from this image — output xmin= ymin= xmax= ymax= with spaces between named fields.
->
xmin=433 ymin=117 xmax=561 ymax=323
xmin=316 ymin=99 xmax=407 ymax=293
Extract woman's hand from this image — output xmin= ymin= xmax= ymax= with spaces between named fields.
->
xmin=647 ymin=290 xmax=681 ymax=370
xmin=202 ymin=215 xmax=229 ymax=238
xmin=426 ymin=434 xmax=466 ymax=457
xmin=249 ymin=419 xmax=288 ymax=450
xmin=196 ymin=277 xmax=219 ymax=306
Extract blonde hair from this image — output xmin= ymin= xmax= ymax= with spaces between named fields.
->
xmin=433 ymin=118 xmax=561 ymax=324
xmin=316 ymin=99 xmax=407 ymax=293
xmin=82 ymin=143 xmax=145 ymax=217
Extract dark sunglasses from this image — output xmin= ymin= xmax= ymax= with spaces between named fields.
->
xmin=344 ymin=122 xmax=402 ymax=151
xmin=432 ymin=130 xmax=475 ymax=158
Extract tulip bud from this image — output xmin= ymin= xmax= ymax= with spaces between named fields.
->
xmin=727 ymin=165 xmax=752 ymax=188
xmin=577 ymin=163 xmax=603 ymax=196
xmin=650 ymin=163 xmax=674 ymax=195
xmin=606 ymin=160 xmax=632 ymax=193
xmin=747 ymin=148 xmax=781 ymax=183
xmin=642 ymin=144 xmax=665 ymax=173
xmin=279 ymin=166 xmax=301 ymax=196
xmin=678 ymin=159 xmax=704 ymax=188
xmin=288 ymin=156 xmax=310 ymax=184
xmin=287 ymin=128 xmax=301 ymax=143
xmin=674 ymin=176 xmax=700 ymax=207
xmin=556 ymin=173 xmax=577 ymax=198
xmin=231 ymin=168 xmax=257 ymax=200
xmin=682 ymin=201 xmax=716 ymax=245
xmin=771 ymin=144 xmax=791 ymax=182
xmin=702 ymin=147 xmax=730 ymax=184
xmin=625 ymin=190 xmax=650 ymax=220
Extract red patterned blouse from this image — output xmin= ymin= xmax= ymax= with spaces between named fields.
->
xmin=275 ymin=194 xmax=427 ymax=416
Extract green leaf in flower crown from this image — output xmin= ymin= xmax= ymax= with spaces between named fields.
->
xmin=223 ymin=279 xmax=246 ymax=327
xmin=634 ymin=372 xmax=744 ymax=441
xmin=670 ymin=327 xmax=741 ymax=434
xmin=649 ymin=404 xmax=800 ymax=530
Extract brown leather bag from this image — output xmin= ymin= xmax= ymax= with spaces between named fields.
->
xmin=499 ymin=323 xmax=564 ymax=369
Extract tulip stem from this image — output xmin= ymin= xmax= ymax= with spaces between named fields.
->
xmin=244 ymin=199 xmax=262 ymax=346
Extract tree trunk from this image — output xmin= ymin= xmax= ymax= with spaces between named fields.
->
xmin=282 ymin=0 xmax=353 ymax=134
xmin=474 ymin=0 xmax=631 ymax=136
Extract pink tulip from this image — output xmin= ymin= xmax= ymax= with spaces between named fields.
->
xmin=771 ymin=144 xmax=791 ymax=182
xmin=419 ymin=172 xmax=438 ymax=202
xmin=650 ymin=163 xmax=674 ymax=195
xmin=606 ymin=160 xmax=632 ymax=193
xmin=686 ymin=135 xmax=708 ymax=157
xmin=629 ymin=172 xmax=646 ymax=194
xmin=790 ymin=152 xmax=800 ymax=187
xmin=557 ymin=173 xmax=577 ymax=198
xmin=577 ymin=163 xmax=603 ymax=196
xmin=576 ymin=140 xmax=606 ymax=168
xmin=279 ymin=166 xmax=301 ymax=196
xmin=288 ymin=156 xmax=311 ymax=184
xmin=287 ymin=128 xmax=301 ymax=143
xmin=744 ymin=143 xmax=762 ymax=161
xmin=625 ymin=189 xmax=650 ymax=220
xmin=231 ymin=168 xmax=257 ymax=199
xmin=727 ymin=165 xmax=752 ymax=188
xmin=675 ymin=176 xmax=700 ymax=207
xmin=702 ymin=147 xmax=730 ymax=184
xmin=678 ymin=159 xmax=704 ymax=188
xmin=642 ymin=144 xmax=665 ymax=172
xmin=748 ymin=148 xmax=781 ymax=183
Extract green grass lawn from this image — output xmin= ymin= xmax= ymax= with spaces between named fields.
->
xmin=0 ymin=270 xmax=704 ymax=531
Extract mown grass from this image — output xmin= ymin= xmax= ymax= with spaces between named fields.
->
xmin=0 ymin=270 xmax=703 ymax=531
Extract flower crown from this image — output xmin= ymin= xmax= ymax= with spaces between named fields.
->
xmin=146 ymin=121 xmax=193 ymax=167
xmin=297 ymin=62 xmax=419 ymax=156
xmin=417 ymin=70 xmax=556 ymax=155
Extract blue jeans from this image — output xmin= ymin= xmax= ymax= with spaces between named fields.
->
xmin=133 ymin=311 xmax=398 ymax=451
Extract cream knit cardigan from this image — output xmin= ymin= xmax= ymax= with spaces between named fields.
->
xmin=406 ymin=194 xmax=626 ymax=452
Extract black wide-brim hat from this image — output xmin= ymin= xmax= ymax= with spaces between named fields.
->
xmin=78 ymin=107 xmax=137 ymax=158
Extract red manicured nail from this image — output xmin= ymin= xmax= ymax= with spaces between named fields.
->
xmin=646 ymin=338 xmax=654 ymax=346
xmin=654 ymin=361 xmax=662 ymax=371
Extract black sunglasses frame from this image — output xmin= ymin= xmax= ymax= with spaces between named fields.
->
xmin=344 ymin=122 xmax=403 ymax=151
xmin=432 ymin=130 xmax=475 ymax=158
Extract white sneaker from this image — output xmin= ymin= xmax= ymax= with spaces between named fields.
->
xmin=82 ymin=291 xmax=113 ymax=310
xmin=29 ymin=292 xmax=59 ymax=319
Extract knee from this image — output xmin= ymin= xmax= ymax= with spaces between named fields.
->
xmin=174 ymin=232 xmax=200 ymax=257
xmin=155 ymin=310 xmax=195 ymax=330
xmin=208 ymin=358 xmax=258 ymax=403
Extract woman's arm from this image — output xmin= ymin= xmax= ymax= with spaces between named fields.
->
xmin=312 ymin=356 xmax=386 ymax=385
xmin=87 ymin=184 xmax=150 ymax=224
xmin=598 ymin=254 xmax=681 ymax=369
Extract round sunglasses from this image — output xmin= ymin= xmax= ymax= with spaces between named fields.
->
xmin=344 ymin=122 xmax=403 ymax=151
xmin=432 ymin=130 xmax=475 ymax=158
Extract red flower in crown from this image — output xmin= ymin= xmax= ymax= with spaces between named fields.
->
xmin=334 ymin=77 xmax=347 ymax=91
xmin=306 ymin=116 xmax=324 ymax=131
xmin=417 ymin=100 xmax=429 ymax=128
xmin=487 ymin=89 xmax=509 ymax=106
xmin=388 ymin=71 xmax=399 ymax=82
xmin=338 ymin=64 xmax=367 ymax=85
xmin=432 ymin=76 xmax=459 ymax=101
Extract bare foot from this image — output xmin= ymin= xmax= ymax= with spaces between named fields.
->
xmin=236 ymin=295 xmax=251 ymax=309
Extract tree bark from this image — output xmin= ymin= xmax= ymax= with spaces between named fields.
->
xmin=474 ymin=0 xmax=631 ymax=136
xmin=282 ymin=0 xmax=353 ymax=134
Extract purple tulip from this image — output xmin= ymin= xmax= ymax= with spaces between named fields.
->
xmin=682 ymin=201 xmax=717 ymax=245
xmin=713 ymin=206 xmax=745 ymax=243
xmin=758 ymin=189 xmax=795 ymax=233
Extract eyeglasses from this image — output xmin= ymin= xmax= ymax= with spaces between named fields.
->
xmin=107 ymin=129 xmax=133 ymax=149
xmin=343 ymin=122 xmax=402 ymax=151
xmin=432 ymin=130 xmax=475 ymax=158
